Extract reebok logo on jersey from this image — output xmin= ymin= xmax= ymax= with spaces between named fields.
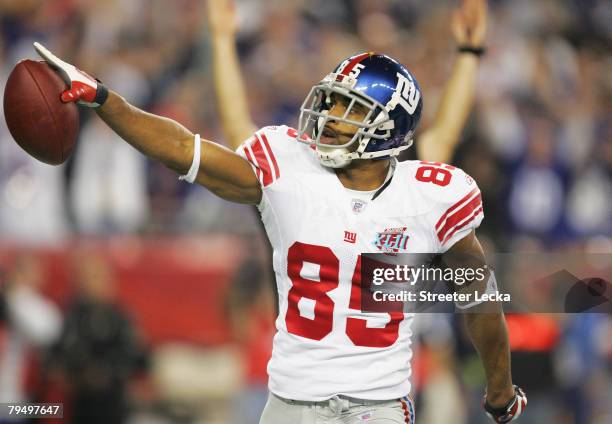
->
xmin=351 ymin=198 xmax=367 ymax=214
xmin=373 ymin=227 xmax=409 ymax=254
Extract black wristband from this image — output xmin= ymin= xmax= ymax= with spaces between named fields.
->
xmin=457 ymin=45 xmax=486 ymax=57
xmin=484 ymin=396 xmax=515 ymax=416
xmin=483 ymin=385 xmax=518 ymax=416
xmin=94 ymin=80 xmax=109 ymax=107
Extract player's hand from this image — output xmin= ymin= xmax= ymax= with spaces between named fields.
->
xmin=33 ymin=42 xmax=108 ymax=108
xmin=452 ymin=0 xmax=487 ymax=48
xmin=206 ymin=0 xmax=239 ymax=37
xmin=483 ymin=385 xmax=527 ymax=423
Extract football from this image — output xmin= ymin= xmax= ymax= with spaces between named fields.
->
xmin=3 ymin=59 xmax=79 ymax=165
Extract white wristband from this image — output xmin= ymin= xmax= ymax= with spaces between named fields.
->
xmin=179 ymin=134 xmax=201 ymax=184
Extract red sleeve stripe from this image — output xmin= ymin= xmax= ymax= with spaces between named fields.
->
xmin=242 ymin=133 xmax=280 ymax=188
xmin=441 ymin=205 xmax=484 ymax=244
xmin=437 ymin=193 xmax=482 ymax=240
xmin=243 ymin=145 xmax=264 ymax=185
xmin=249 ymin=136 xmax=273 ymax=186
xmin=435 ymin=187 xmax=480 ymax=231
xmin=246 ymin=133 xmax=280 ymax=187
xmin=437 ymin=192 xmax=482 ymax=242
xmin=259 ymin=133 xmax=280 ymax=181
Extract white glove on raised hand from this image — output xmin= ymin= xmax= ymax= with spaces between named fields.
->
xmin=33 ymin=42 xmax=108 ymax=107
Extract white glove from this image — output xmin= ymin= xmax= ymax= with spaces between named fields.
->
xmin=33 ymin=42 xmax=108 ymax=107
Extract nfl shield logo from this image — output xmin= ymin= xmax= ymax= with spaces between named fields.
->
xmin=351 ymin=198 xmax=367 ymax=214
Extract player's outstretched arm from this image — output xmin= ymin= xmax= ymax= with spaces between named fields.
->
xmin=33 ymin=42 xmax=262 ymax=205
xmin=445 ymin=231 xmax=527 ymax=423
xmin=96 ymin=92 xmax=261 ymax=203
xmin=417 ymin=0 xmax=487 ymax=163
xmin=207 ymin=0 xmax=257 ymax=150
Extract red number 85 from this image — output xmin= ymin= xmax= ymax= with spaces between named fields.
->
xmin=285 ymin=242 xmax=404 ymax=348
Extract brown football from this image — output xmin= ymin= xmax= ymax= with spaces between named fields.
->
xmin=3 ymin=59 xmax=79 ymax=165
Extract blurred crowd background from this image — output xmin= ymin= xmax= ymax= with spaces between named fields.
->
xmin=0 ymin=0 xmax=610 ymax=423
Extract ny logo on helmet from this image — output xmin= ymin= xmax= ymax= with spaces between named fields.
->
xmin=387 ymin=73 xmax=420 ymax=115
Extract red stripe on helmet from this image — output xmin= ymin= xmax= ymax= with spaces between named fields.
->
xmin=341 ymin=52 xmax=372 ymax=76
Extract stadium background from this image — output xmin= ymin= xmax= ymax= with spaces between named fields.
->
xmin=0 ymin=0 xmax=610 ymax=423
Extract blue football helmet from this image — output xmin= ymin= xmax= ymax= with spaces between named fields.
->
xmin=298 ymin=52 xmax=423 ymax=168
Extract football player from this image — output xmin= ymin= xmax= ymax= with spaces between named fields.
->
xmin=32 ymin=34 xmax=526 ymax=424
xmin=207 ymin=3 xmax=493 ymax=421
xmin=207 ymin=4 xmax=493 ymax=419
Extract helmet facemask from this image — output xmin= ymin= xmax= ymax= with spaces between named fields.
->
xmin=298 ymin=73 xmax=413 ymax=168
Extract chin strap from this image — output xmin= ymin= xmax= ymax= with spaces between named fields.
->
xmin=316 ymin=146 xmax=352 ymax=168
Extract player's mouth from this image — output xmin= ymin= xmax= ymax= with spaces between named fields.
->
xmin=320 ymin=126 xmax=339 ymax=145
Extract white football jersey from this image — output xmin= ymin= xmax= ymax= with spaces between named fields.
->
xmin=237 ymin=125 xmax=484 ymax=401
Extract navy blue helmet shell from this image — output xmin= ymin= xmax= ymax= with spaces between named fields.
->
xmin=336 ymin=53 xmax=423 ymax=153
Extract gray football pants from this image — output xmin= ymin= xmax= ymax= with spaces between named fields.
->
xmin=259 ymin=392 xmax=415 ymax=423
